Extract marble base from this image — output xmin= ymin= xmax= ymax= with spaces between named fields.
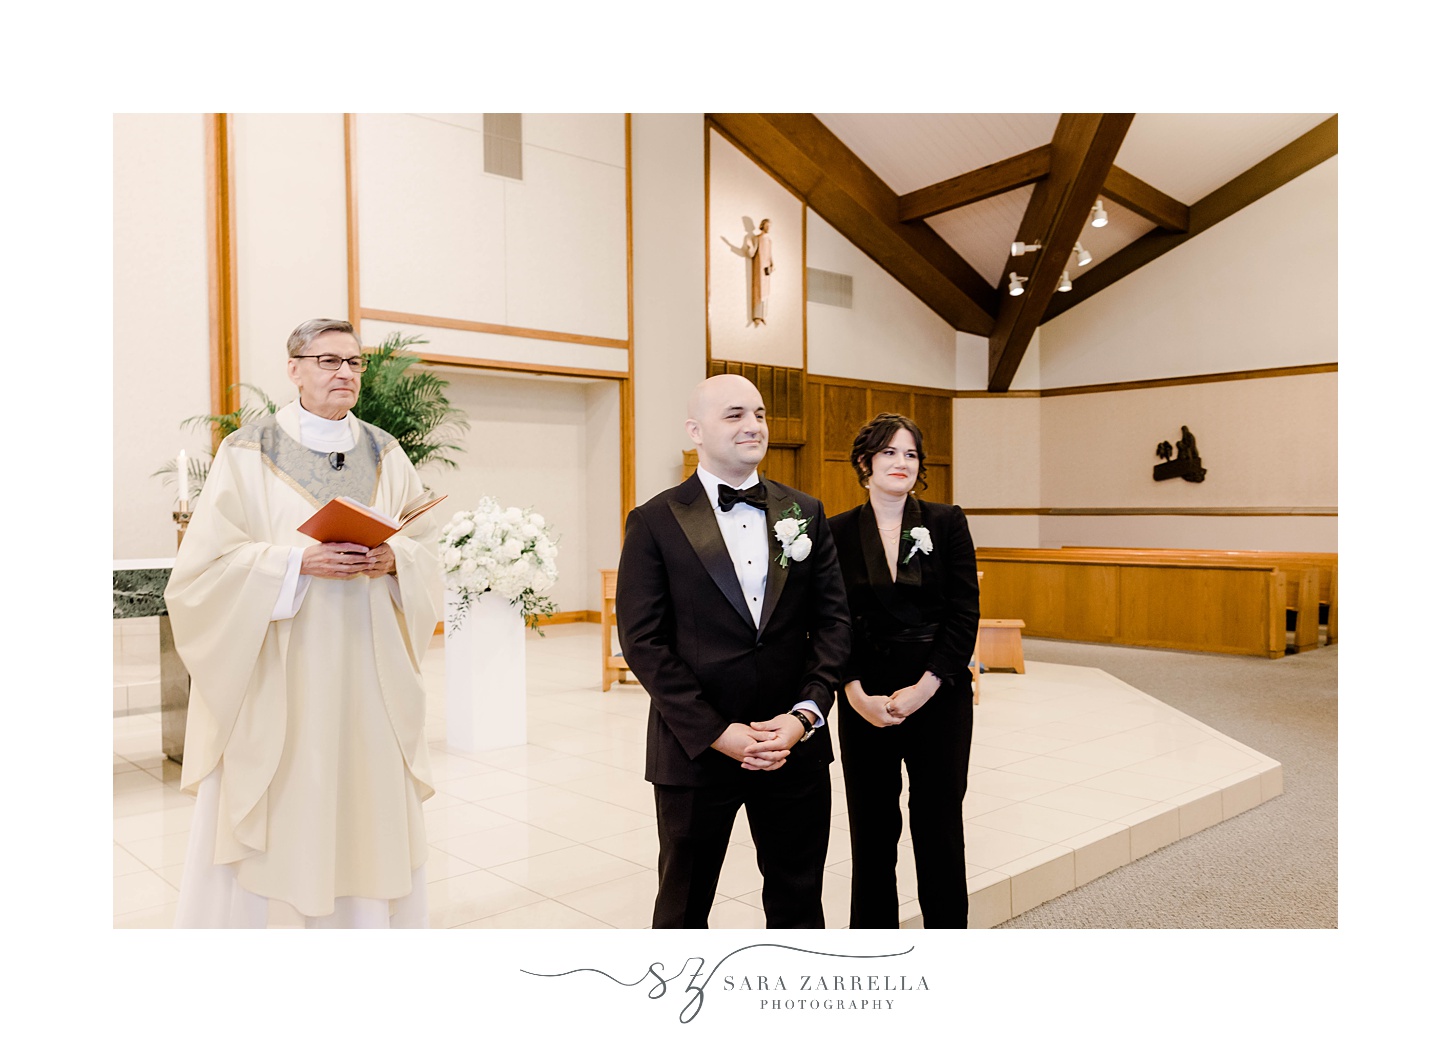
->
xmin=159 ymin=616 xmax=190 ymax=764
xmin=113 ymin=565 xmax=172 ymax=619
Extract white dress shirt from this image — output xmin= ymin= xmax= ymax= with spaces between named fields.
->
xmin=694 ymin=464 xmax=822 ymax=727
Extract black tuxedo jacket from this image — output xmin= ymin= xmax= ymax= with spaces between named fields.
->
xmin=827 ymin=497 xmax=980 ymax=694
xmin=616 ymin=474 xmax=852 ymax=787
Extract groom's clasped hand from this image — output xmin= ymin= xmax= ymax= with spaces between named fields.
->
xmin=710 ymin=715 xmax=805 ymax=770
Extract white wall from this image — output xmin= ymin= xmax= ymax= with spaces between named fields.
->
xmin=1039 ymin=157 xmax=1337 ymax=386
xmin=114 ymin=114 xmax=212 ymax=559
xmin=707 ymin=128 xmax=803 ymax=367
xmin=631 ymin=114 xmax=707 ymax=505
xmin=1040 ymin=374 xmax=1337 ymax=510
xmin=355 ymin=113 xmax=627 ymax=341
xmin=358 ymin=319 xmax=627 ymax=375
xmin=960 ymin=158 xmax=1338 ymax=551
xmin=231 ymin=114 xmax=349 ymax=404
xmin=424 ymin=371 xmax=618 ymax=613
xmin=807 ymin=211 xmax=957 ymax=388
xmin=583 ymin=382 xmax=623 ymax=611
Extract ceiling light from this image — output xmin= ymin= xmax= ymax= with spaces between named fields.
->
xmin=1090 ymin=199 xmax=1108 ymax=227
xmin=1057 ymin=269 xmax=1073 ymax=292
xmin=1074 ymin=241 xmax=1092 ymax=267
xmin=1010 ymin=241 xmax=1041 ymax=257
xmin=1008 ymin=272 xmax=1027 ymax=296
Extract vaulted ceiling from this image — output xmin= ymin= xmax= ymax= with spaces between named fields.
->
xmin=706 ymin=113 xmax=1337 ymax=391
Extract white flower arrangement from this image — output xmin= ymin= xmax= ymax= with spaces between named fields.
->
xmin=773 ymin=502 xmax=813 ymax=567
xmin=903 ymin=525 xmax=934 ymax=563
xmin=438 ymin=496 xmax=560 ymax=631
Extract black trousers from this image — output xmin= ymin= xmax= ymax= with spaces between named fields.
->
xmin=652 ymin=765 xmax=831 ymax=929
xmin=838 ymin=680 xmax=973 ymax=928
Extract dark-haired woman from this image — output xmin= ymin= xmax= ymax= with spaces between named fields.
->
xmin=828 ymin=413 xmax=979 ymax=928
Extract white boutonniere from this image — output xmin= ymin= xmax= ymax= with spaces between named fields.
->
xmin=773 ymin=502 xmax=813 ymax=567
xmin=903 ymin=525 xmax=934 ymax=563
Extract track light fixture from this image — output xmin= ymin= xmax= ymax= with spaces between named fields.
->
xmin=1008 ymin=272 xmax=1027 ymax=296
xmin=1057 ymin=269 xmax=1073 ymax=292
xmin=1090 ymin=199 xmax=1108 ymax=227
xmin=1073 ymin=241 xmax=1092 ymax=267
xmin=1010 ymin=241 xmax=1042 ymax=257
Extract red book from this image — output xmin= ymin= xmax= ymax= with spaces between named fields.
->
xmin=297 ymin=493 xmax=447 ymax=548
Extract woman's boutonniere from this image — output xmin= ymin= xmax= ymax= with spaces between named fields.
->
xmin=903 ymin=526 xmax=934 ymax=563
xmin=773 ymin=502 xmax=813 ymax=567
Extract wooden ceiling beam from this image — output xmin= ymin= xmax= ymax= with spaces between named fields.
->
xmin=1102 ymin=165 xmax=1189 ymax=231
xmin=1041 ymin=114 xmax=1337 ymax=322
xmin=897 ymin=144 xmax=1052 ymax=222
xmin=987 ymin=113 xmax=1135 ymax=392
xmin=708 ymin=113 xmax=1000 ymax=336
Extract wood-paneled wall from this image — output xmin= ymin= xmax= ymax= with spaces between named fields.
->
xmin=806 ymin=377 xmax=954 ymax=518
xmin=707 ymin=359 xmax=805 ymax=444
xmin=695 ymin=363 xmax=953 ymax=515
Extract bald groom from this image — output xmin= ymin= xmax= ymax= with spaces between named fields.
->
xmin=616 ymin=374 xmax=851 ymax=928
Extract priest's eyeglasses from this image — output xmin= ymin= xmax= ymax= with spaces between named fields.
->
xmin=296 ymin=354 xmax=369 ymax=372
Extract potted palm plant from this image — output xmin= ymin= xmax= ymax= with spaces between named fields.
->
xmin=157 ymin=332 xmax=469 ymax=498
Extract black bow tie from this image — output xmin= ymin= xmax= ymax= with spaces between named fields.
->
xmin=718 ymin=483 xmax=768 ymax=512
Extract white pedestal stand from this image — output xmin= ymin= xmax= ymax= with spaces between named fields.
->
xmin=444 ymin=590 xmax=527 ymax=753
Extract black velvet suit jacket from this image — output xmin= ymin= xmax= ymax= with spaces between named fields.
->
xmin=827 ymin=497 xmax=980 ymax=694
xmin=616 ymin=474 xmax=852 ymax=787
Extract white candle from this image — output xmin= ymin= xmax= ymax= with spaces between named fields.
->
xmin=177 ymin=449 xmax=189 ymax=511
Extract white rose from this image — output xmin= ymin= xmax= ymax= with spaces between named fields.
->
xmin=502 ymin=538 xmax=525 ymax=558
xmin=788 ymin=534 xmax=812 ymax=562
xmin=911 ymin=527 xmax=933 ymax=553
xmin=520 ymin=523 xmax=540 ymax=539
xmin=459 ymin=559 xmax=477 ymax=574
xmin=528 ymin=512 xmax=545 ymax=527
xmin=443 ymin=548 xmax=461 ymax=569
xmin=503 ymin=507 xmax=523 ymax=523
xmin=774 ymin=519 xmax=799 ymax=542
xmin=452 ymin=519 xmax=474 ymax=539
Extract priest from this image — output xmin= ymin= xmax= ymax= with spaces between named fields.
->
xmin=166 ymin=318 xmax=441 ymax=928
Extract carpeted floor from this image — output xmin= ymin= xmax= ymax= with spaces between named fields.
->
xmin=985 ymin=637 xmax=1338 ymax=928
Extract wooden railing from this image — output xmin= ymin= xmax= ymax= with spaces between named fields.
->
xmin=975 ymin=548 xmax=1295 ymax=658
xmin=1070 ymin=548 xmax=1336 ymax=649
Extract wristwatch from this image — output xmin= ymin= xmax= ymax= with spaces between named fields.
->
xmin=790 ymin=709 xmax=817 ymax=742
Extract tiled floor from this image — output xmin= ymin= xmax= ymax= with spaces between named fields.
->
xmin=113 ymin=621 xmax=1282 ymax=929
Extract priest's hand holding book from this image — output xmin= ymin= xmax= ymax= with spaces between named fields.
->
xmin=297 ymin=491 xmax=446 ymax=581
xmin=300 ymin=540 xmax=395 ymax=580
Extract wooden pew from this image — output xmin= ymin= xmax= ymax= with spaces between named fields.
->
xmin=600 ymin=569 xmax=631 ymax=692
xmin=1072 ymin=548 xmax=1336 ymax=650
xmin=975 ymin=548 xmax=1289 ymax=658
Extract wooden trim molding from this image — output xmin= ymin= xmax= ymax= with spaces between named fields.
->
xmin=205 ymin=113 xmax=240 ymax=444
xmin=414 ymin=351 xmax=626 ymax=381
xmin=621 ymin=112 xmax=637 ymax=526
xmin=343 ymin=114 xmax=361 ymax=330
xmin=1039 ymin=363 xmax=1338 ymax=397
xmin=811 ymin=372 xmax=956 ymax=397
xmin=359 ymin=307 xmax=628 ymax=350
xmin=954 ymin=362 xmax=1337 ymax=398
xmin=961 ymin=506 xmax=1337 ymax=517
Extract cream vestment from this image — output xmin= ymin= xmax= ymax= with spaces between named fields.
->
xmin=166 ymin=402 xmax=441 ymax=924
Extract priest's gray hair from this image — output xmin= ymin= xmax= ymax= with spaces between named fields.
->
xmin=286 ymin=318 xmax=362 ymax=357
